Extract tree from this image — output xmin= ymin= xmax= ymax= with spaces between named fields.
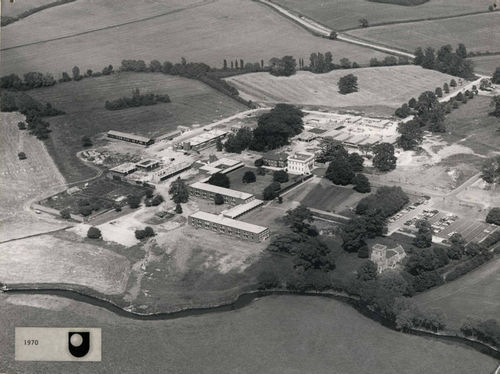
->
xmin=357 ymin=261 xmax=377 ymax=281
xmin=338 ymin=74 xmax=358 ymax=94
xmin=284 ymin=205 xmax=315 ymax=234
xmin=175 ymin=203 xmax=183 ymax=214
xmin=150 ymin=60 xmax=162 ymax=72
xmin=269 ymin=56 xmax=296 ymax=77
xmin=87 ymin=226 xmax=102 ymax=239
xmin=435 ymin=87 xmax=443 ymax=98
xmin=17 ymin=122 xmax=27 ymax=130
xmin=135 ymin=229 xmax=147 ymax=240
xmin=216 ymin=137 xmax=223 ymax=151
xmin=486 ymin=207 xmax=500 ymax=225
xmin=273 ymin=170 xmax=289 ymax=183
xmin=414 ymin=47 xmax=424 ymax=65
xmin=356 ymin=186 xmax=408 ymax=218
xmin=359 ymin=18 xmax=369 ymax=27
xmin=81 ymin=135 xmax=92 ymax=147
xmin=481 ymin=156 xmax=500 ymax=184
xmin=72 ymin=66 xmax=81 ymax=81
xmin=448 ymin=233 xmax=465 ymax=260
xmin=443 ymin=82 xmax=449 ymax=93
xmin=413 ymin=219 xmax=432 ymax=248
xmin=59 ymin=208 xmax=71 ymax=219
xmin=450 ymin=79 xmax=457 ymax=87
xmin=257 ymin=167 xmax=266 ymax=176
xmin=263 ymin=182 xmax=281 ymax=200
xmin=127 ymin=195 xmax=141 ymax=209
xmin=490 ymin=96 xmax=500 ymax=117
xmin=395 ymin=103 xmax=411 ymax=118
xmin=492 ymin=67 xmax=500 ymax=84
xmin=372 ymin=143 xmax=397 ymax=172
xmin=254 ymin=158 xmax=264 ymax=167
xmin=329 ymin=31 xmax=338 ymax=39
xmin=317 ymin=138 xmax=349 ymax=163
xmin=348 ymin=153 xmax=364 ymax=172
xmin=208 ymin=172 xmax=230 ymax=188
xmin=242 ymin=170 xmax=256 ymax=183
xmin=397 ymin=120 xmax=423 ymax=150
xmin=357 ymin=245 xmax=369 ymax=258
xmin=224 ymin=127 xmax=253 ymax=153
xmin=422 ymin=47 xmax=436 ymax=69
xmin=214 ymin=193 xmax=224 ymax=205
xmin=325 ymin=157 xmax=355 ymax=185
xmin=340 ymin=58 xmax=351 ymax=69
xmin=169 ymin=177 xmax=189 ymax=203
xmin=151 ymin=194 xmax=164 ymax=206
xmin=353 ymin=173 xmax=371 ymax=193
xmin=456 ymin=43 xmax=467 ymax=59
xmin=17 ymin=152 xmax=27 ymax=160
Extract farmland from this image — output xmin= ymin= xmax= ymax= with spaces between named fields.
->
xmin=226 ymin=65 xmax=456 ymax=111
xmin=0 ymin=112 xmax=68 ymax=242
xmin=0 ymin=294 xmax=497 ymax=374
xmin=271 ymin=0 xmax=493 ymax=31
xmin=415 ymin=256 xmax=500 ymax=329
xmin=469 ymin=55 xmax=500 ymax=76
xmin=346 ymin=13 xmax=500 ymax=54
xmin=0 ymin=0 xmax=389 ymax=76
xmin=27 ymin=72 xmax=246 ymax=183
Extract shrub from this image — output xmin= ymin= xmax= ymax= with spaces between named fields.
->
xmin=175 ymin=203 xmax=183 ymax=214
xmin=17 ymin=122 xmax=26 ymax=130
xmin=60 ymin=209 xmax=71 ymax=220
xmin=486 ymin=207 xmax=500 ymax=225
xmin=214 ymin=193 xmax=224 ymax=205
xmin=87 ymin=226 xmax=101 ymax=239
xmin=81 ymin=135 xmax=92 ymax=147
xmin=127 ymin=195 xmax=141 ymax=209
xmin=242 ymin=171 xmax=256 ymax=184
xmin=151 ymin=194 xmax=164 ymax=206
xmin=254 ymin=158 xmax=264 ymax=167
xmin=17 ymin=152 xmax=27 ymax=160
xmin=263 ymin=182 xmax=281 ymax=200
xmin=207 ymin=173 xmax=230 ymax=188
xmin=273 ymin=170 xmax=289 ymax=183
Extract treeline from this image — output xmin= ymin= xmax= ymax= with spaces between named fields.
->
xmin=414 ymin=43 xmax=474 ymax=79
xmin=223 ymin=104 xmax=304 ymax=153
xmin=1 ymin=91 xmax=64 ymax=139
xmin=461 ymin=318 xmax=500 ymax=349
xmin=105 ymin=88 xmax=170 ymax=111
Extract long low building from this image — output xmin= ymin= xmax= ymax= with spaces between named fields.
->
xmin=188 ymin=211 xmax=269 ymax=242
xmin=188 ymin=182 xmax=254 ymax=205
xmin=222 ymin=199 xmax=264 ymax=219
xmin=107 ymin=130 xmax=154 ymax=146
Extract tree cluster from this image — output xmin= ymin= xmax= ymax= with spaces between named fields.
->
xmin=461 ymin=318 xmax=500 ymax=349
xmin=269 ymin=56 xmax=297 ymax=77
xmin=224 ymin=127 xmax=253 ymax=153
xmin=263 ymin=181 xmax=281 ymax=200
xmin=322 ymin=140 xmax=369 ymax=189
xmin=356 ymin=186 xmax=409 ymax=218
xmin=413 ymin=44 xmax=474 ymax=79
xmin=307 ymin=52 xmax=362 ymax=74
xmin=169 ymin=177 xmax=189 ymax=204
xmin=369 ymin=55 xmax=409 ymax=67
xmin=481 ymin=155 xmax=500 ymax=184
xmin=135 ymin=226 xmax=155 ymax=240
xmin=372 ymin=143 xmax=397 ymax=171
xmin=207 ymin=173 xmax=230 ymax=188
xmin=486 ymin=207 xmax=500 ymax=225
xmin=104 ymin=88 xmax=170 ymax=110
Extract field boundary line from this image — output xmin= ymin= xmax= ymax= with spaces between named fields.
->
xmin=0 ymin=226 xmax=72 ymax=244
xmin=1 ymin=0 xmax=216 ymax=51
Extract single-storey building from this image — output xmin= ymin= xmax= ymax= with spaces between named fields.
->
xmin=107 ymin=130 xmax=154 ymax=146
xmin=109 ymin=162 xmax=137 ymax=177
xmin=188 ymin=182 xmax=254 ymax=205
xmin=188 ymin=211 xmax=269 ymax=242
xmin=262 ymin=151 xmax=288 ymax=168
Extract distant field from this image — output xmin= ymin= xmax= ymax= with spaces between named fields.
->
xmin=1 ymin=0 xmax=62 ymax=18
xmin=415 ymin=256 xmax=500 ymax=329
xmin=1 ymin=294 xmax=497 ymax=373
xmin=441 ymin=96 xmax=500 ymax=156
xmin=27 ymin=72 xmax=246 ymax=183
xmin=0 ymin=112 xmax=67 ymax=241
xmin=272 ymin=0 xmax=493 ymax=31
xmin=226 ymin=65 xmax=456 ymax=109
xmin=347 ymin=13 xmax=500 ymax=53
xmin=469 ymin=55 xmax=500 ymax=76
xmin=0 ymin=0 xmax=388 ymax=76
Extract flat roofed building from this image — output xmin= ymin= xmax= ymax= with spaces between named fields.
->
xmin=288 ymin=152 xmax=315 ymax=175
xmin=107 ymin=130 xmax=154 ymax=146
xmin=135 ymin=159 xmax=160 ymax=170
xmin=189 ymin=211 xmax=269 ymax=242
xmin=222 ymin=199 xmax=264 ymax=219
xmin=182 ymin=130 xmax=228 ymax=151
xmin=151 ymin=161 xmax=192 ymax=182
xmin=189 ymin=182 xmax=254 ymax=205
xmin=199 ymin=158 xmax=244 ymax=175
xmin=110 ymin=162 xmax=137 ymax=176
xmin=262 ymin=151 xmax=288 ymax=168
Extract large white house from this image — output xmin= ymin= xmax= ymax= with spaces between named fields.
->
xmin=287 ymin=152 xmax=315 ymax=175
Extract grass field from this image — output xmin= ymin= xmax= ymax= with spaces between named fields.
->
xmin=0 ymin=112 xmax=68 ymax=241
xmin=226 ymin=65 xmax=456 ymax=110
xmin=0 ymin=294 xmax=497 ymax=373
xmin=0 ymin=0 xmax=388 ymax=76
xmin=415 ymin=256 xmax=500 ymax=329
xmin=441 ymin=96 xmax=500 ymax=156
xmin=272 ymin=0 xmax=493 ymax=31
xmin=469 ymin=55 xmax=500 ymax=76
xmin=27 ymin=72 xmax=246 ymax=183
xmin=347 ymin=12 xmax=500 ymax=54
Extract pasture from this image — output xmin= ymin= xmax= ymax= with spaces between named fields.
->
xmin=272 ymin=0 xmax=493 ymax=30
xmin=1 ymin=294 xmax=497 ymax=374
xmin=226 ymin=65 xmax=456 ymax=110
xmin=0 ymin=0 xmax=388 ymax=76
xmin=415 ymin=256 xmax=500 ymax=329
xmin=27 ymin=72 xmax=246 ymax=183
xmin=441 ymin=96 xmax=500 ymax=156
xmin=0 ymin=112 xmax=67 ymax=241
xmin=469 ymin=55 xmax=500 ymax=76
xmin=347 ymin=13 xmax=500 ymax=53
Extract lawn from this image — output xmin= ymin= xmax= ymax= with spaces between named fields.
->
xmin=27 ymin=72 xmax=246 ymax=183
xmin=1 ymin=294 xmax=497 ymax=374
xmin=226 ymin=166 xmax=302 ymax=200
xmin=441 ymin=96 xmax=500 ymax=156
xmin=0 ymin=112 xmax=68 ymax=241
xmin=469 ymin=55 xmax=500 ymax=76
xmin=0 ymin=0 xmax=388 ymax=76
xmin=414 ymin=255 xmax=500 ymax=329
xmin=226 ymin=65 xmax=457 ymax=109
xmin=271 ymin=0 xmax=493 ymax=31
xmin=346 ymin=12 xmax=500 ymax=54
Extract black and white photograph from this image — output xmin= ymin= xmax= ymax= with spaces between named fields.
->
xmin=0 ymin=0 xmax=499 ymax=372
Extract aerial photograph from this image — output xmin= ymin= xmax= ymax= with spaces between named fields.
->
xmin=0 ymin=0 xmax=499 ymax=372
